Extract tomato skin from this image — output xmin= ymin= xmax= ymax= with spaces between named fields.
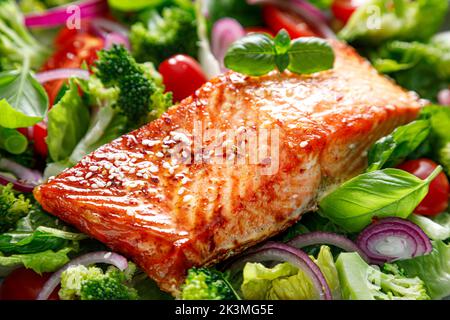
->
xmin=397 ymin=159 xmax=449 ymax=216
xmin=331 ymin=0 xmax=366 ymax=24
xmin=33 ymin=122 xmax=48 ymax=158
xmin=262 ymin=5 xmax=319 ymax=38
xmin=158 ymin=55 xmax=207 ymax=102
xmin=0 ymin=268 xmax=59 ymax=300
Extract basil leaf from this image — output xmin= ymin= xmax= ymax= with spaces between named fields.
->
xmin=47 ymin=80 xmax=90 ymax=162
xmin=318 ymin=167 xmax=442 ymax=232
xmin=367 ymin=120 xmax=430 ymax=172
xmin=0 ymin=69 xmax=48 ymax=128
xmin=288 ymin=38 xmax=335 ymax=74
xmin=274 ymin=29 xmax=290 ymax=54
xmin=224 ymin=33 xmax=277 ymax=76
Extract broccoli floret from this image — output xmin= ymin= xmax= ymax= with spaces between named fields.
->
xmin=336 ymin=252 xmax=430 ymax=300
xmin=0 ymin=183 xmax=31 ymax=232
xmin=59 ymin=264 xmax=138 ymax=300
xmin=93 ymin=44 xmax=172 ymax=127
xmin=181 ymin=267 xmax=238 ymax=300
xmin=130 ymin=6 xmax=198 ymax=66
xmin=0 ymin=0 xmax=48 ymax=68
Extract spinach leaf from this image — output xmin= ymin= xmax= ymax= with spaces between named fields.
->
xmin=367 ymin=120 xmax=430 ymax=172
xmin=47 ymin=80 xmax=90 ymax=162
xmin=0 ymin=69 xmax=48 ymax=128
xmin=319 ymin=167 xmax=442 ymax=232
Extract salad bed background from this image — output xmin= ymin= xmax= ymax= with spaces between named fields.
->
xmin=0 ymin=0 xmax=449 ymax=300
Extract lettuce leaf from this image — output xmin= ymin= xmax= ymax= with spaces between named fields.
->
xmin=240 ymin=246 xmax=341 ymax=300
xmin=47 ymin=79 xmax=90 ymax=162
xmin=409 ymin=213 xmax=450 ymax=241
xmin=339 ymin=0 xmax=448 ymax=45
xmin=397 ymin=241 xmax=450 ymax=300
xmin=0 ymin=247 xmax=72 ymax=276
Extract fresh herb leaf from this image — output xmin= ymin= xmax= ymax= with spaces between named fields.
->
xmin=367 ymin=120 xmax=430 ymax=172
xmin=0 ymin=69 xmax=48 ymax=128
xmin=224 ymin=30 xmax=335 ymax=76
xmin=47 ymin=80 xmax=90 ymax=162
xmin=319 ymin=167 xmax=442 ymax=232
xmin=224 ymin=33 xmax=277 ymax=76
xmin=287 ymin=37 xmax=335 ymax=74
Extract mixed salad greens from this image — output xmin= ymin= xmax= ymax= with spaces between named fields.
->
xmin=0 ymin=0 xmax=449 ymax=300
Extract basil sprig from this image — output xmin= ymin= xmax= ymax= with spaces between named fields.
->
xmin=224 ymin=29 xmax=335 ymax=76
xmin=319 ymin=166 xmax=442 ymax=232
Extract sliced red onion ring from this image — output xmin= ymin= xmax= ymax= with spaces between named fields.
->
xmin=356 ymin=218 xmax=432 ymax=265
xmin=0 ymin=158 xmax=43 ymax=192
xmin=35 ymin=68 xmax=90 ymax=84
xmin=226 ymin=242 xmax=332 ymax=300
xmin=212 ymin=18 xmax=246 ymax=72
xmin=37 ymin=251 xmax=128 ymax=300
xmin=90 ymin=18 xmax=130 ymax=49
xmin=247 ymin=0 xmax=336 ymax=39
xmin=438 ymin=89 xmax=450 ymax=106
xmin=25 ymin=0 xmax=108 ymax=28
xmin=287 ymin=231 xmax=369 ymax=262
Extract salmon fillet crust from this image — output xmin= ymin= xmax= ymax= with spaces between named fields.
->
xmin=34 ymin=41 xmax=424 ymax=296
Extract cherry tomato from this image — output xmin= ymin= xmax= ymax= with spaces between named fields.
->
xmin=331 ymin=0 xmax=367 ymax=24
xmin=0 ymin=268 xmax=59 ymax=300
xmin=397 ymin=159 xmax=449 ymax=216
xmin=42 ymin=32 xmax=103 ymax=106
xmin=33 ymin=122 xmax=48 ymax=158
xmin=158 ymin=54 xmax=207 ymax=102
xmin=262 ymin=5 xmax=320 ymax=39
xmin=244 ymin=27 xmax=275 ymax=36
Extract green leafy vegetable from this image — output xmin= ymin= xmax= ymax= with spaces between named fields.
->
xmin=240 ymin=246 xmax=340 ymax=300
xmin=319 ymin=167 xmax=442 ymax=232
xmin=107 ymin=0 xmax=163 ymax=12
xmin=0 ymin=183 xmax=31 ymax=233
xmin=181 ymin=267 xmax=239 ymax=300
xmin=396 ymin=241 xmax=450 ymax=299
xmin=367 ymin=120 xmax=430 ymax=172
xmin=339 ymin=0 xmax=448 ymax=45
xmin=224 ymin=30 xmax=335 ymax=76
xmin=0 ymin=126 xmax=28 ymax=154
xmin=308 ymin=0 xmax=332 ymax=10
xmin=336 ymin=252 xmax=429 ymax=300
xmin=0 ymin=70 xmax=48 ymax=128
xmin=0 ymin=247 xmax=72 ymax=276
xmin=130 ymin=4 xmax=198 ymax=66
xmin=59 ymin=263 xmax=139 ymax=300
xmin=409 ymin=213 xmax=450 ymax=241
xmin=47 ymin=80 xmax=90 ymax=162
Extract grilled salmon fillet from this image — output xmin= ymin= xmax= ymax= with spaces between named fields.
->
xmin=34 ymin=41 xmax=423 ymax=295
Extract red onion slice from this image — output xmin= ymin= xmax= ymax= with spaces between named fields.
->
xmin=287 ymin=231 xmax=370 ymax=262
xmin=103 ymin=32 xmax=130 ymax=50
xmin=37 ymin=251 xmax=128 ymax=300
xmin=356 ymin=218 xmax=432 ymax=265
xmin=212 ymin=18 xmax=246 ymax=72
xmin=25 ymin=0 xmax=108 ymax=28
xmin=0 ymin=158 xmax=43 ymax=192
xmin=35 ymin=68 xmax=90 ymax=84
xmin=247 ymin=0 xmax=336 ymax=39
xmin=90 ymin=18 xmax=130 ymax=50
xmin=438 ymin=89 xmax=450 ymax=106
xmin=227 ymin=242 xmax=332 ymax=300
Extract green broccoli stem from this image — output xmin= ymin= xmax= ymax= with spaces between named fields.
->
xmin=0 ymin=126 xmax=28 ymax=154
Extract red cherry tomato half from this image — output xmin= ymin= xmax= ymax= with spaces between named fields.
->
xmin=158 ymin=54 xmax=207 ymax=102
xmin=397 ymin=158 xmax=449 ymax=216
xmin=331 ymin=0 xmax=367 ymax=24
xmin=0 ymin=268 xmax=59 ymax=300
xmin=33 ymin=122 xmax=48 ymax=158
xmin=262 ymin=5 xmax=319 ymax=39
